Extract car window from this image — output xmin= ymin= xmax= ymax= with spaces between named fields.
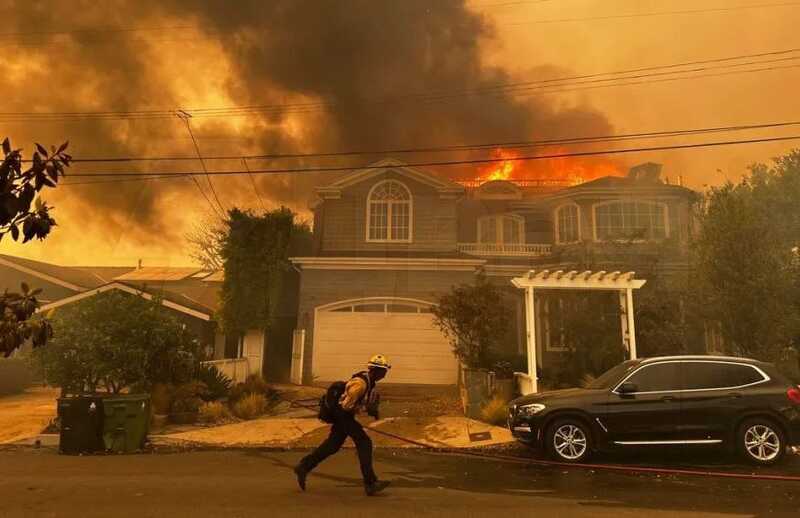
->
xmin=588 ymin=360 xmax=639 ymax=389
xmin=680 ymin=362 xmax=765 ymax=390
xmin=621 ymin=362 xmax=682 ymax=392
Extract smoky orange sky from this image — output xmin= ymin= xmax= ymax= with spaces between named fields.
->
xmin=1 ymin=0 xmax=798 ymax=266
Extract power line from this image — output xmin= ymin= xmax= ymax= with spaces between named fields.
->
xmin=27 ymin=119 xmax=800 ymax=164
xmin=505 ymin=1 xmax=800 ymax=25
xmin=1 ymin=47 xmax=798 ymax=122
xmin=176 ymin=110 xmax=226 ymax=217
xmin=57 ymin=134 xmax=800 ymax=182
xmin=242 ymin=158 xmax=267 ymax=211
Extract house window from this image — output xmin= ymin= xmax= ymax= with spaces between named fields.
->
xmin=367 ymin=180 xmax=412 ymax=242
xmin=594 ymin=201 xmax=667 ymax=241
xmin=555 ymin=204 xmax=580 ymax=244
xmin=477 ymin=215 xmax=524 ymax=244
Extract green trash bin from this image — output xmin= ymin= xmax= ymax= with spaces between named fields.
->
xmin=58 ymin=395 xmax=105 ymax=454
xmin=102 ymin=394 xmax=151 ymax=453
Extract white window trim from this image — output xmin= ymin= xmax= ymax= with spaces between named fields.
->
xmin=542 ymin=298 xmax=569 ymax=352
xmin=611 ymin=360 xmax=770 ymax=395
xmin=477 ymin=214 xmax=525 ymax=244
xmin=554 ymin=203 xmax=581 ymax=245
xmin=365 ymin=179 xmax=413 ymax=243
xmin=591 ymin=200 xmax=670 ymax=243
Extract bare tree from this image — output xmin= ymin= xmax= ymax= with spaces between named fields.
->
xmin=185 ymin=212 xmax=226 ymax=271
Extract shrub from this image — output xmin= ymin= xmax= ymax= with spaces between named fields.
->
xmin=198 ymin=401 xmax=233 ymax=424
xmin=150 ymin=383 xmax=174 ymax=415
xmin=232 ymin=393 xmax=268 ymax=420
xmin=196 ymin=364 xmax=232 ymax=401
xmin=228 ymin=374 xmax=272 ymax=404
xmin=0 ymin=358 xmax=33 ymax=395
xmin=171 ymin=381 xmax=208 ymax=414
xmin=480 ymin=396 xmax=509 ymax=426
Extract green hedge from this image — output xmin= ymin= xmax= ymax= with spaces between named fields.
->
xmin=0 ymin=358 xmax=33 ymax=396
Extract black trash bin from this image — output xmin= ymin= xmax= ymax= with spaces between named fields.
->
xmin=57 ymin=395 xmax=105 ymax=454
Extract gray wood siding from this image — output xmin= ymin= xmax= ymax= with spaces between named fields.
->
xmin=320 ymin=171 xmax=458 ymax=253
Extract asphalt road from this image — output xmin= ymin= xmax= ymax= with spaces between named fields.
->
xmin=0 ymin=448 xmax=797 ymax=518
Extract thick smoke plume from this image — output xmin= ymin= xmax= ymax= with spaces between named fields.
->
xmin=2 ymin=0 xmax=614 ymax=263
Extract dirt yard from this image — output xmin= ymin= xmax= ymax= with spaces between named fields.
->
xmin=0 ymin=387 xmax=59 ymax=444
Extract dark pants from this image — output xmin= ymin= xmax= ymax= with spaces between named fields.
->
xmin=299 ymin=412 xmax=377 ymax=485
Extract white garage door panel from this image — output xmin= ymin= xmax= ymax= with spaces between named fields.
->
xmin=314 ymin=311 xmax=458 ymax=385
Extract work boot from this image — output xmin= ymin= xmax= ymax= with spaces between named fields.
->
xmin=364 ymin=480 xmax=390 ymax=496
xmin=293 ymin=465 xmax=307 ymax=491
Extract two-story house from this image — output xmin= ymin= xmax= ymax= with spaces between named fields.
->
xmin=290 ymin=158 xmax=698 ymax=386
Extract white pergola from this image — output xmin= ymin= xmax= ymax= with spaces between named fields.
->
xmin=511 ymin=270 xmax=647 ymax=395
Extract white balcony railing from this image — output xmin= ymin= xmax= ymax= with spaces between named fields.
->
xmin=457 ymin=242 xmax=553 ymax=257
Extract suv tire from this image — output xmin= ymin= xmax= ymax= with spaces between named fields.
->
xmin=545 ymin=418 xmax=592 ymax=463
xmin=737 ymin=417 xmax=785 ymax=466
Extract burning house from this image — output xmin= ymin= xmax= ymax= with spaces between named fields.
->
xmin=289 ymin=157 xmax=699 ymax=387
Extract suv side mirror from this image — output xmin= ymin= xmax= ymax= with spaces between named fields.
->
xmin=617 ymin=382 xmax=638 ymax=394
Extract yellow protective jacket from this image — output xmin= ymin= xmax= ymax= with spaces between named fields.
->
xmin=339 ymin=375 xmax=372 ymax=413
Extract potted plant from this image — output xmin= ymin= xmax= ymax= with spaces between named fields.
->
xmin=432 ymin=275 xmax=510 ymax=419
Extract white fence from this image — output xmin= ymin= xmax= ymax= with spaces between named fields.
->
xmin=202 ymin=358 xmax=251 ymax=384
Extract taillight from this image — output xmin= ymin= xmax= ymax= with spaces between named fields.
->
xmin=788 ymin=386 xmax=800 ymax=405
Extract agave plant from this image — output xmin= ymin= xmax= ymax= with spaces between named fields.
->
xmin=195 ymin=364 xmax=233 ymax=401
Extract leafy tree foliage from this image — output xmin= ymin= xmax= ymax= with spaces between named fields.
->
xmin=432 ymin=275 xmax=510 ymax=369
xmin=1 ymin=137 xmax=70 ymax=357
xmin=219 ymin=207 xmax=309 ymax=340
xmin=33 ymin=291 xmax=202 ymax=394
xmin=694 ymin=151 xmax=800 ymax=362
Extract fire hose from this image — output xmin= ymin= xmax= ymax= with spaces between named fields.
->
xmin=286 ymin=397 xmax=800 ymax=483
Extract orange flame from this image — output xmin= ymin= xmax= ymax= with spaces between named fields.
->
xmin=476 ymin=147 xmax=623 ymax=186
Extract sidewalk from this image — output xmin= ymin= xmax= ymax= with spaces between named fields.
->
xmin=0 ymin=387 xmax=59 ymax=444
xmin=154 ymin=412 xmax=513 ymax=450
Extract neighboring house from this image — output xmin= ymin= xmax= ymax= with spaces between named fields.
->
xmin=0 ymin=257 xmax=264 ymax=383
xmin=290 ymin=158 xmax=700 ymax=386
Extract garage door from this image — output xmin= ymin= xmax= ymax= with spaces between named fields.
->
xmin=313 ymin=299 xmax=458 ymax=385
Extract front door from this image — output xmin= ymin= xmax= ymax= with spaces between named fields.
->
xmin=602 ymin=361 xmax=684 ymax=444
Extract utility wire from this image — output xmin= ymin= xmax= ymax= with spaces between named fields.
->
xmin=242 ymin=158 xmax=267 ymax=212
xmin=57 ymin=134 xmax=800 ymax=181
xmin=24 ymin=119 xmax=800 ymax=164
xmin=176 ymin=110 xmax=227 ymax=216
xmin=506 ymin=1 xmax=800 ymax=25
xmin=1 ymin=48 xmax=798 ymax=122
xmin=172 ymin=111 xmax=226 ymax=219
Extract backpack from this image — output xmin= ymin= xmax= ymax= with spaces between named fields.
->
xmin=317 ymin=372 xmax=372 ymax=423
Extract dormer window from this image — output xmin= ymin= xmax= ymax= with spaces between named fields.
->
xmin=555 ymin=204 xmax=580 ymax=244
xmin=478 ymin=214 xmax=524 ymax=244
xmin=594 ymin=201 xmax=668 ymax=241
xmin=367 ymin=180 xmax=412 ymax=242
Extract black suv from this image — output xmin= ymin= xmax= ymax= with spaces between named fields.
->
xmin=508 ymin=356 xmax=800 ymax=465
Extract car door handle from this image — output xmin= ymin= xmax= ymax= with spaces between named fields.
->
xmin=728 ymin=392 xmax=742 ymax=399
xmin=661 ymin=396 xmax=676 ymax=402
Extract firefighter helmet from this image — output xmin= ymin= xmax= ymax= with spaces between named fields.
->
xmin=367 ymin=354 xmax=392 ymax=370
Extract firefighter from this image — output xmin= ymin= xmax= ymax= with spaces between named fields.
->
xmin=294 ymin=355 xmax=392 ymax=496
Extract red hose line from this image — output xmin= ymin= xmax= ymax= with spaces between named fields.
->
xmin=290 ymin=398 xmax=800 ymax=482
xmin=366 ymin=425 xmax=800 ymax=483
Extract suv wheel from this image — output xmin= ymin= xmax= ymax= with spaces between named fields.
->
xmin=738 ymin=418 xmax=785 ymax=465
xmin=546 ymin=418 xmax=592 ymax=463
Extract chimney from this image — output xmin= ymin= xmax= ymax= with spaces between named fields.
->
xmin=137 ymin=259 xmax=142 ymax=269
xmin=628 ymin=162 xmax=663 ymax=184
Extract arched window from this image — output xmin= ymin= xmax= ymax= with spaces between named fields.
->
xmin=555 ymin=204 xmax=580 ymax=244
xmin=478 ymin=214 xmax=524 ymax=244
xmin=593 ymin=201 xmax=668 ymax=241
xmin=367 ymin=180 xmax=412 ymax=242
